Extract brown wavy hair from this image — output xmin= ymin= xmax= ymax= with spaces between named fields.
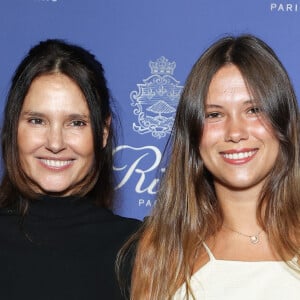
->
xmin=117 ymin=34 xmax=300 ymax=299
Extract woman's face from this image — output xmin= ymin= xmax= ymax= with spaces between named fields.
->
xmin=199 ymin=64 xmax=279 ymax=193
xmin=17 ymin=73 xmax=106 ymax=196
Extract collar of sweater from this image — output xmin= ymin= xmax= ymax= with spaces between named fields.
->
xmin=20 ymin=195 xmax=111 ymax=219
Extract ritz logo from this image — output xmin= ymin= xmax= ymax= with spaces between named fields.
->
xmin=130 ymin=57 xmax=183 ymax=139
xmin=113 ymin=145 xmax=163 ymax=195
xmin=270 ymin=2 xmax=298 ymax=11
xmin=113 ymin=145 xmax=165 ymax=209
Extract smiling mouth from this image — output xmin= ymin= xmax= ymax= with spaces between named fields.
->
xmin=222 ymin=150 xmax=257 ymax=160
xmin=40 ymin=159 xmax=73 ymax=168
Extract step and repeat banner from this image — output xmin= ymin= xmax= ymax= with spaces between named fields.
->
xmin=1 ymin=0 xmax=300 ymax=220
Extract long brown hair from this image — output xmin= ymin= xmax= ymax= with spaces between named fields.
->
xmin=117 ymin=34 xmax=300 ymax=299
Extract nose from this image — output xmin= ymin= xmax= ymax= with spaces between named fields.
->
xmin=46 ymin=125 xmax=66 ymax=153
xmin=224 ymin=117 xmax=249 ymax=143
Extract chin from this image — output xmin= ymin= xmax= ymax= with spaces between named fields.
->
xmin=225 ymin=181 xmax=261 ymax=191
xmin=38 ymin=185 xmax=72 ymax=196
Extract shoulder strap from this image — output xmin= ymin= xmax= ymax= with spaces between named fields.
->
xmin=203 ymin=242 xmax=216 ymax=261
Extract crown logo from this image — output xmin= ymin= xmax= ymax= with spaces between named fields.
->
xmin=149 ymin=56 xmax=176 ymax=75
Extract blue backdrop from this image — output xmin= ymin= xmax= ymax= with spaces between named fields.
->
xmin=1 ymin=0 xmax=300 ymax=220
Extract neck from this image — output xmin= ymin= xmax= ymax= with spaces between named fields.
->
xmin=214 ymin=182 xmax=263 ymax=232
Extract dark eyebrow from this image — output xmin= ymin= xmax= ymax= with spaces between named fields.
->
xmin=67 ymin=113 xmax=90 ymax=120
xmin=205 ymin=100 xmax=257 ymax=108
xmin=20 ymin=111 xmax=90 ymax=120
xmin=204 ymin=104 xmax=223 ymax=109
xmin=20 ymin=111 xmax=45 ymax=117
xmin=243 ymin=100 xmax=258 ymax=105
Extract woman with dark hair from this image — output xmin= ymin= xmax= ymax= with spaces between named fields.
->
xmin=0 ymin=39 xmax=140 ymax=299
xmin=118 ymin=34 xmax=300 ymax=299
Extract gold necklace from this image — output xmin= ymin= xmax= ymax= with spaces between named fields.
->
xmin=223 ymin=224 xmax=263 ymax=244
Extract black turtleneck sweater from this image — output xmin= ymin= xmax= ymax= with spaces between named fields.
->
xmin=0 ymin=196 xmax=140 ymax=300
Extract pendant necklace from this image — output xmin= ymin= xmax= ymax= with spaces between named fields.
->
xmin=223 ymin=224 xmax=263 ymax=244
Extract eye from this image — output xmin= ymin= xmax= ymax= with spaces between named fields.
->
xmin=28 ymin=118 xmax=44 ymax=125
xmin=205 ymin=111 xmax=223 ymax=121
xmin=70 ymin=120 xmax=87 ymax=127
xmin=206 ymin=112 xmax=221 ymax=118
xmin=247 ymin=106 xmax=262 ymax=115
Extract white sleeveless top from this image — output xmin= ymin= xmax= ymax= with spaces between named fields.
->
xmin=173 ymin=243 xmax=300 ymax=300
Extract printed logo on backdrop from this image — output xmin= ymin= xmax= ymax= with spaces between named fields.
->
xmin=270 ymin=2 xmax=299 ymax=12
xmin=113 ymin=57 xmax=183 ymax=217
xmin=130 ymin=56 xmax=183 ymax=139
xmin=113 ymin=145 xmax=164 ymax=213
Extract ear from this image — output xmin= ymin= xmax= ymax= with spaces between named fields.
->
xmin=102 ymin=116 xmax=111 ymax=148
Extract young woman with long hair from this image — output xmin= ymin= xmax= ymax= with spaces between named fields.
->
xmin=117 ymin=34 xmax=300 ymax=299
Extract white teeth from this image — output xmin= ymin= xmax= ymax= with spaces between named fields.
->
xmin=223 ymin=151 xmax=256 ymax=160
xmin=41 ymin=159 xmax=72 ymax=167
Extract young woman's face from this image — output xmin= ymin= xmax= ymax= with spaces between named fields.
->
xmin=17 ymin=73 xmax=105 ymax=196
xmin=199 ymin=64 xmax=279 ymax=193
